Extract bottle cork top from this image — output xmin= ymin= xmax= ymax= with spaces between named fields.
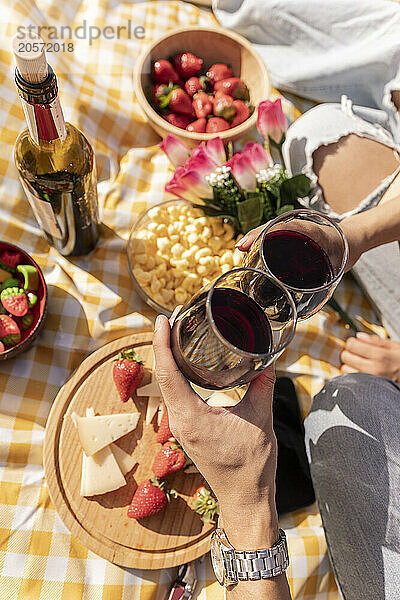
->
xmin=12 ymin=32 xmax=48 ymax=84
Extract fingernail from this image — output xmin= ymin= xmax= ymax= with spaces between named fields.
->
xmin=235 ymin=236 xmax=248 ymax=248
xmin=154 ymin=314 xmax=164 ymax=331
xmin=356 ymin=332 xmax=370 ymax=340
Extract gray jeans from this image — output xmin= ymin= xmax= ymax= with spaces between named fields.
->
xmin=304 ymin=373 xmax=400 ymax=599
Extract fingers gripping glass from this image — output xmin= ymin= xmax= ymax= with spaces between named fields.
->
xmin=243 ymin=209 xmax=348 ymax=319
xmin=170 ymin=268 xmax=297 ymax=390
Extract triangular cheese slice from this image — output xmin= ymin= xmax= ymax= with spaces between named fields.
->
xmin=145 ymin=396 xmax=159 ymax=424
xmin=84 ymin=407 xmax=137 ymax=475
xmin=137 ymin=380 xmax=162 ymax=397
xmin=190 ymin=383 xmax=213 ymax=401
xmin=80 ymin=444 xmax=126 ymax=496
xmin=207 ymin=391 xmax=239 ymax=407
xmin=71 ymin=412 xmax=140 ymax=456
xmin=110 ymin=444 xmax=137 ymax=476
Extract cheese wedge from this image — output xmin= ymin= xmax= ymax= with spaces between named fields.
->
xmin=207 ymin=391 xmax=239 ymax=407
xmin=71 ymin=412 xmax=140 ymax=456
xmin=110 ymin=444 xmax=137 ymax=476
xmin=80 ymin=444 xmax=126 ymax=496
xmin=190 ymin=383 xmax=213 ymax=401
xmin=145 ymin=396 xmax=159 ymax=424
xmin=137 ymin=380 xmax=161 ymax=397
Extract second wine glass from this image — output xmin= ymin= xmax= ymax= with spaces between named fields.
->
xmin=243 ymin=209 xmax=348 ymax=319
xmin=170 ymin=267 xmax=297 ymax=390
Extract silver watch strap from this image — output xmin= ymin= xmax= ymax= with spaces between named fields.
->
xmin=224 ymin=529 xmax=289 ymax=582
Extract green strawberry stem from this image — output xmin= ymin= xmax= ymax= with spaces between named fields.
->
xmin=116 ymin=349 xmax=143 ymax=363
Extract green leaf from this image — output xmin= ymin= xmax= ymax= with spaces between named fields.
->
xmin=237 ymin=194 xmax=264 ymax=234
xmin=279 ymin=174 xmax=311 ymax=205
xmin=276 ymin=204 xmax=294 ymax=215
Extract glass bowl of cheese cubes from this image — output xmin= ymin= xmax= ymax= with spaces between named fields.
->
xmin=127 ymin=199 xmax=244 ymax=316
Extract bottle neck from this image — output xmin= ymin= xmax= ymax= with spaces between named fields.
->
xmin=15 ymin=65 xmax=67 ymax=146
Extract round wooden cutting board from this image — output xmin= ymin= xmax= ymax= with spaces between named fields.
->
xmin=44 ymin=332 xmax=215 ymax=570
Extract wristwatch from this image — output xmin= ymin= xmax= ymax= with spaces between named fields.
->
xmin=210 ymin=528 xmax=289 ymax=586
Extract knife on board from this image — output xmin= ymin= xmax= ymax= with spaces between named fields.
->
xmin=164 ymin=562 xmax=198 ymax=600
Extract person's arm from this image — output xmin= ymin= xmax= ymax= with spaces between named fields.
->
xmin=153 ymin=315 xmax=291 ymax=600
xmin=339 ymin=195 xmax=400 ymax=269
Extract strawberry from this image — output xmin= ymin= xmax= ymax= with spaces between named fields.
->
xmin=0 ymin=314 xmax=21 ymax=347
xmin=190 ymin=486 xmax=219 ymax=523
xmin=152 ymin=440 xmax=185 ymax=478
xmin=173 ymin=52 xmax=203 ymax=79
xmin=152 ymin=83 xmax=171 ymax=107
xmin=127 ymin=477 xmax=177 ymax=519
xmin=0 ymin=341 xmax=5 ymax=353
xmin=152 ymin=59 xmax=180 ymax=84
xmin=206 ymin=117 xmax=230 ymax=133
xmin=185 ymin=76 xmax=204 ymax=97
xmin=156 ymin=410 xmax=173 ymax=444
xmin=192 ymin=91 xmax=213 ymax=119
xmin=186 ymin=118 xmax=206 ymax=133
xmin=213 ymin=92 xmax=236 ymax=121
xmin=20 ymin=312 xmax=34 ymax=330
xmin=113 ymin=350 xmax=144 ymax=402
xmin=0 ymin=250 xmax=23 ymax=273
xmin=1 ymin=287 xmax=28 ymax=317
xmin=163 ymin=113 xmax=192 ymax=129
xmin=230 ymin=100 xmax=251 ymax=127
xmin=206 ymin=63 xmax=233 ymax=84
xmin=214 ymin=77 xmax=249 ymax=100
xmin=167 ymin=88 xmax=193 ymax=115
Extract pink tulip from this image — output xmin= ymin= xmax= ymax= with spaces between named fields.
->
xmin=203 ymin=137 xmax=226 ymax=165
xmin=242 ymin=142 xmax=273 ymax=172
xmin=160 ymin=134 xmax=189 ymax=167
xmin=257 ymin=99 xmax=287 ymax=144
xmin=165 ymin=167 xmax=213 ymax=202
xmin=187 ymin=147 xmax=220 ymax=176
xmin=226 ymin=153 xmax=257 ymax=191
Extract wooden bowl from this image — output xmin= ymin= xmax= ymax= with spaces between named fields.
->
xmin=0 ymin=241 xmax=47 ymax=360
xmin=134 ymin=26 xmax=271 ymax=147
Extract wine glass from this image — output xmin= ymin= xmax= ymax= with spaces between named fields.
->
xmin=170 ymin=267 xmax=297 ymax=390
xmin=243 ymin=209 xmax=348 ymax=319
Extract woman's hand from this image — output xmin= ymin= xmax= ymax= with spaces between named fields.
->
xmin=341 ymin=332 xmax=400 ymax=383
xmin=153 ymin=314 xmax=279 ymax=548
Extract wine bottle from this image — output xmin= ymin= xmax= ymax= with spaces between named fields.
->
xmin=13 ymin=33 xmax=99 ymax=256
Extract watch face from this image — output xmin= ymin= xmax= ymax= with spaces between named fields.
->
xmin=210 ymin=537 xmax=225 ymax=585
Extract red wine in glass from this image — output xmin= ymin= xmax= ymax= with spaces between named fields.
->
xmin=262 ymin=230 xmax=335 ymax=318
xmin=171 ymin=287 xmax=273 ymax=390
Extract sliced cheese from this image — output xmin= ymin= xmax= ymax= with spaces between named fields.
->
xmin=190 ymin=383 xmax=213 ymax=401
xmin=146 ymin=396 xmax=159 ymax=424
xmin=72 ymin=412 xmax=140 ymax=456
xmin=207 ymin=391 xmax=239 ymax=407
xmin=137 ymin=380 xmax=161 ymax=397
xmin=80 ymin=444 xmax=126 ymax=496
xmin=110 ymin=444 xmax=137 ymax=476
xmin=157 ymin=400 xmax=166 ymax=426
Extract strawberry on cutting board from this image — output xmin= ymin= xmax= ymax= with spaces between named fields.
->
xmin=152 ymin=440 xmax=185 ymax=478
xmin=113 ymin=350 xmax=144 ymax=402
xmin=1 ymin=287 xmax=28 ymax=317
xmin=127 ymin=477 xmax=177 ymax=519
xmin=0 ymin=314 xmax=21 ymax=347
xmin=156 ymin=410 xmax=173 ymax=444
xmin=190 ymin=486 xmax=219 ymax=523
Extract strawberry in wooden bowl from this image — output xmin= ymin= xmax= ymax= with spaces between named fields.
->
xmin=0 ymin=241 xmax=47 ymax=360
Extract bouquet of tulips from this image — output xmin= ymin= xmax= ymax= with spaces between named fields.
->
xmin=160 ymin=99 xmax=311 ymax=234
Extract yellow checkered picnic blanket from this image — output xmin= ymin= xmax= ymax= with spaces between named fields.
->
xmin=0 ymin=1 xmax=386 ymax=599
